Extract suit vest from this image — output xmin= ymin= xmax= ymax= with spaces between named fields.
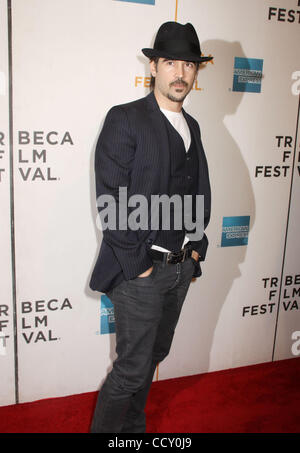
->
xmin=153 ymin=113 xmax=199 ymax=252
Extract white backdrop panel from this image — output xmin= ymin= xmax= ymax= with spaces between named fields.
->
xmin=158 ymin=0 xmax=300 ymax=379
xmin=12 ymin=0 xmax=180 ymax=404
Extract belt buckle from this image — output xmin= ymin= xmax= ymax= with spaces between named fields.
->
xmin=167 ymin=251 xmax=181 ymax=264
xmin=166 ymin=248 xmax=187 ymax=264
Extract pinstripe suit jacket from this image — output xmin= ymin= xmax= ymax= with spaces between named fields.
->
xmin=89 ymin=91 xmax=211 ymax=293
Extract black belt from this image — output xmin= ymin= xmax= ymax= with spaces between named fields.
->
xmin=149 ymin=246 xmax=193 ymax=264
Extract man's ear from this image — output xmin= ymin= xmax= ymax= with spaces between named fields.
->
xmin=149 ymin=60 xmax=157 ymax=77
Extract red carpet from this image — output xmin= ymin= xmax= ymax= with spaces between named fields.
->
xmin=0 ymin=358 xmax=299 ymax=433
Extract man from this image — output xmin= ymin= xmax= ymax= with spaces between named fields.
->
xmin=90 ymin=21 xmax=212 ymax=433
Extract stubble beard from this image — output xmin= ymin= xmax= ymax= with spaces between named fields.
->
xmin=167 ymin=92 xmax=188 ymax=103
xmin=167 ymin=79 xmax=192 ymax=103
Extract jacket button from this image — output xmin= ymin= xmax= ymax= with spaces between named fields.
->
xmin=147 ymin=238 xmax=153 ymax=245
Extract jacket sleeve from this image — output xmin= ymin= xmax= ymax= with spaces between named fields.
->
xmin=95 ymin=106 xmax=153 ymax=280
xmin=188 ymin=233 xmax=209 ymax=262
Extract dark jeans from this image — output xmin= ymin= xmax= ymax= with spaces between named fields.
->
xmin=90 ymin=256 xmax=196 ymax=433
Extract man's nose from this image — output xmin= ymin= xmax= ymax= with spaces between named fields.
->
xmin=174 ymin=61 xmax=185 ymax=78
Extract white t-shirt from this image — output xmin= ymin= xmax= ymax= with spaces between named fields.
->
xmin=151 ymin=108 xmax=191 ymax=253
xmin=160 ymin=107 xmax=191 ymax=151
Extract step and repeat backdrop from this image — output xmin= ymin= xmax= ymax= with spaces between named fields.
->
xmin=0 ymin=0 xmax=299 ymax=406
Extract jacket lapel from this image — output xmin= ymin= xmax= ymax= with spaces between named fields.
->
xmin=182 ymin=108 xmax=211 ymax=228
xmin=144 ymin=92 xmax=170 ymax=195
xmin=183 ymin=108 xmax=205 ymax=185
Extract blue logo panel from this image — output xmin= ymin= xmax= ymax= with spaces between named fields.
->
xmin=100 ymin=295 xmax=115 ymax=335
xmin=233 ymin=57 xmax=263 ymax=93
xmin=116 ymin=0 xmax=155 ymax=5
xmin=221 ymin=216 xmax=250 ymax=247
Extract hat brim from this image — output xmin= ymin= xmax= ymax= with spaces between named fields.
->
xmin=142 ymin=48 xmax=213 ymax=63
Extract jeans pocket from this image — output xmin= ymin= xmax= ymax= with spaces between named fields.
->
xmin=131 ymin=263 xmax=157 ymax=284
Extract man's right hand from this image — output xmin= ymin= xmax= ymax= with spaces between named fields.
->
xmin=138 ymin=266 xmax=153 ymax=278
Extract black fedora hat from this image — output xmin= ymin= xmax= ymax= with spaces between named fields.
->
xmin=142 ymin=21 xmax=213 ymax=63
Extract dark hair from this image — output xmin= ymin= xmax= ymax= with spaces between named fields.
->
xmin=149 ymin=57 xmax=200 ymax=90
